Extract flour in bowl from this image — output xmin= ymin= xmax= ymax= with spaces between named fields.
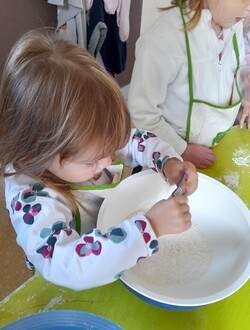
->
xmin=131 ymin=225 xmax=212 ymax=286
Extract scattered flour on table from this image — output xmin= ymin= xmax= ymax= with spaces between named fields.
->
xmin=131 ymin=225 xmax=212 ymax=286
xmin=221 ymin=171 xmax=239 ymax=189
xmin=45 ymin=295 xmax=64 ymax=309
xmin=232 ymin=144 xmax=250 ymax=167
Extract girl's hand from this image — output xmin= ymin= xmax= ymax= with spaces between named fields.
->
xmin=181 ymin=144 xmax=216 ymax=169
xmin=163 ymin=158 xmax=198 ymax=195
xmin=145 ymin=196 xmax=191 ymax=237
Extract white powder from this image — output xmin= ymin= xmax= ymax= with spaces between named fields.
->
xmin=131 ymin=225 xmax=212 ymax=286
xmin=222 ymin=172 xmax=239 ymax=188
xmin=233 ymin=155 xmax=250 ymax=167
xmin=232 ymin=145 xmax=250 ymax=167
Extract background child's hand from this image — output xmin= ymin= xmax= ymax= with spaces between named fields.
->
xmin=240 ymin=69 xmax=250 ymax=129
xmin=240 ymin=102 xmax=250 ymax=129
xmin=181 ymin=144 xmax=216 ymax=168
xmin=163 ymin=158 xmax=198 ymax=195
xmin=145 ymin=196 xmax=191 ymax=237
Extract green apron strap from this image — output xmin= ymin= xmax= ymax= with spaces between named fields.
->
xmin=178 ymin=0 xmax=193 ymax=142
xmin=232 ymin=33 xmax=242 ymax=101
xmin=233 ymin=33 xmax=240 ymax=69
xmin=75 ymin=207 xmax=81 ymax=235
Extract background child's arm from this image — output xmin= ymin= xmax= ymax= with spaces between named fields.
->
xmin=239 ymin=67 xmax=250 ymax=129
xmin=127 ymin=32 xmax=188 ymax=156
xmin=240 ymin=20 xmax=250 ymax=129
xmin=239 ymin=102 xmax=250 ymax=129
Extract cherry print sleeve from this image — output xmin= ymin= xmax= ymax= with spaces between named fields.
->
xmin=5 ymin=178 xmax=158 ymax=290
xmin=116 ymin=128 xmax=182 ymax=176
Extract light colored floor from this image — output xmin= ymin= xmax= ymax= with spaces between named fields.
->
xmin=0 ymin=168 xmax=133 ymax=301
xmin=0 ymin=177 xmax=32 ymax=301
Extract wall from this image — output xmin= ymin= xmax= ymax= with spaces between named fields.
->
xmin=0 ymin=0 xmax=57 ymax=75
xmin=0 ymin=0 xmax=142 ymax=87
xmin=116 ymin=0 xmax=142 ymax=87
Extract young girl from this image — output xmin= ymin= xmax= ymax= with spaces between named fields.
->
xmin=128 ymin=0 xmax=250 ymax=169
xmin=0 ymin=29 xmax=198 ymax=290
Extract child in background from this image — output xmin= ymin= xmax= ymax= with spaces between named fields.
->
xmin=244 ymin=17 xmax=250 ymax=65
xmin=240 ymin=17 xmax=250 ymax=128
xmin=0 ymin=30 xmax=198 ymax=291
xmin=128 ymin=0 xmax=250 ymax=169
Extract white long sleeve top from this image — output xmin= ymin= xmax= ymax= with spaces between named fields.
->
xmin=128 ymin=8 xmax=245 ymax=155
xmin=5 ymin=129 xmax=181 ymax=290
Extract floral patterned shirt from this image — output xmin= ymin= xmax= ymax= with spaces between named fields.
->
xmin=5 ymin=129 xmax=181 ymax=290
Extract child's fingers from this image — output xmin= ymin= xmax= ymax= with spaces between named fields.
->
xmin=182 ymin=203 xmax=190 ymax=214
xmin=183 ymin=178 xmax=194 ymax=193
xmin=247 ymin=120 xmax=250 ymax=130
xmin=171 ymin=195 xmax=188 ymax=204
xmin=184 ymin=220 xmax=192 ymax=231
xmin=183 ymin=207 xmax=192 ymax=231
xmin=239 ymin=108 xmax=249 ymax=128
xmin=181 ymin=162 xmax=199 ymax=195
xmin=239 ymin=116 xmax=245 ymax=128
xmin=172 ymin=195 xmax=191 ymax=218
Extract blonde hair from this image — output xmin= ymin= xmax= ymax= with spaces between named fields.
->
xmin=0 ymin=29 xmax=131 ymax=212
xmin=160 ymin=0 xmax=204 ymax=30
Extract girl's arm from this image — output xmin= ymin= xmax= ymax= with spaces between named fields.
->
xmin=6 ymin=179 xmax=158 ymax=290
xmin=116 ymin=128 xmax=181 ymax=174
xmin=116 ymin=128 xmax=198 ymax=195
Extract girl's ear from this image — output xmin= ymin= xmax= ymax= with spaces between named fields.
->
xmin=47 ymin=154 xmax=61 ymax=174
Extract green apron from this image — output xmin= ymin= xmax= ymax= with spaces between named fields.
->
xmin=69 ymin=162 xmax=125 ymax=235
xmin=178 ymin=0 xmax=242 ymax=146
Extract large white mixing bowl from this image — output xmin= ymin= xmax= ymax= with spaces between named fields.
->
xmin=97 ymin=170 xmax=250 ymax=310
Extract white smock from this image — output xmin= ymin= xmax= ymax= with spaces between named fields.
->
xmin=128 ymin=7 xmax=245 ymax=155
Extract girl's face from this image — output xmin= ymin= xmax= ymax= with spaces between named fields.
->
xmin=47 ymin=147 xmax=112 ymax=183
xmin=205 ymin=0 xmax=250 ymax=29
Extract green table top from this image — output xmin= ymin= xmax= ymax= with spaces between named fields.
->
xmin=0 ymin=275 xmax=250 ymax=330
xmin=0 ymin=126 xmax=249 ymax=330
xmin=198 ymin=126 xmax=250 ymax=209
